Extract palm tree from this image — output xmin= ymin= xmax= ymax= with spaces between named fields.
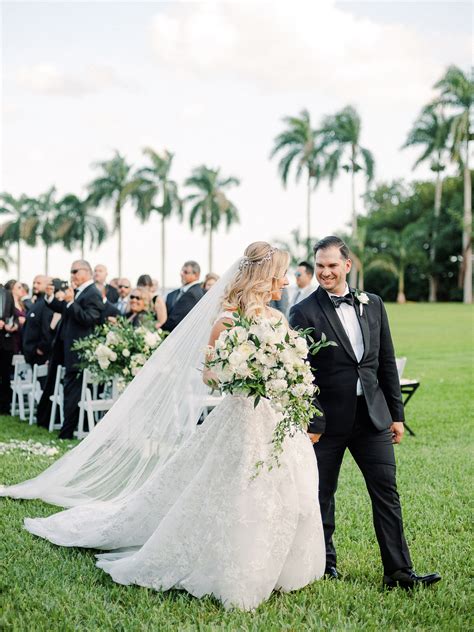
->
xmin=319 ymin=105 xmax=375 ymax=285
xmin=55 ymin=194 xmax=108 ymax=259
xmin=135 ymin=148 xmax=183 ymax=288
xmin=87 ymin=152 xmax=142 ymax=276
xmin=0 ymin=248 xmax=12 ymax=272
xmin=402 ymin=104 xmax=451 ymax=301
xmin=340 ymin=223 xmax=368 ymax=291
xmin=270 ymin=109 xmax=325 ymax=257
xmin=434 ymin=65 xmax=473 ymax=303
xmin=26 ymin=187 xmax=61 ymax=274
xmin=0 ymin=193 xmax=36 ymax=277
xmin=185 ymin=166 xmax=240 ymax=273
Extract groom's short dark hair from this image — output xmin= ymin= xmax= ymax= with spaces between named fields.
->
xmin=313 ymin=236 xmax=350 ymax=260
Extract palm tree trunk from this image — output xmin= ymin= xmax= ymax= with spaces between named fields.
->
xmin=462 ymin=139 xmax=472 ymax=304
xmin=81 ymin=216 xmax=85 ymax=259
xmin=16 ymin=238 xmax=21 ymax=279
xmin=397 ymin=263 xmax=406 ymax=304
xmin=306 ymin=173 xmax=311 ymax=258
xmin=161 ymin=214 xmax=166 ymax=290
xmin=429 ymin=171 xmax=443 ymax=302
xmin=359 ymin=264 xmax=364 ymax=291
xmin=349 ymin=149 xmax=358 ymax=287
xmin=45 ymin=244 xmax=49 ymax=276
xmin=116 ymin=202 xmax=122 ymax=277
xmin=208 ymin=224 xmax=213 ymax=273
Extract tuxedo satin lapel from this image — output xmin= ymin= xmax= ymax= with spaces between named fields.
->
xmin=315 ymin=288 xmax=358 ymax=363
xmin=351 ymin=289 xmax=370 ymax=361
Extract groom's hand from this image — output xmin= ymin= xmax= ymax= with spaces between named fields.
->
xmin=390 ymin=422 xmax=404 ymax=444
xmin=308 ymin=433 xmax=322 ymax=444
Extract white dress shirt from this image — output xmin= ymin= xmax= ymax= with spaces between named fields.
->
xmin=327 ymin=284 xmax=364 ymax=395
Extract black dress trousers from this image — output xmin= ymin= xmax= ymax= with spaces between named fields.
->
xmin=314 ymin=396 xmax=412 ymax=574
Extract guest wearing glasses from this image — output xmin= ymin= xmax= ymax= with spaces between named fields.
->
xmin=45 ymin=260 xmax=104 ymax=439
xmin=126 ymin=288 xmax=152 ymax=328
xmin=290 ymin=261 xmax=315 ymax=307
xmin=115 ymin=278 xmax=132 ymax=315
xmin=163 ymin=261 xmax=204 ymax=333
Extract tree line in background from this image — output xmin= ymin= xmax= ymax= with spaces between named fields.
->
xmin=0 ymin=64 xmax=472 ymax=302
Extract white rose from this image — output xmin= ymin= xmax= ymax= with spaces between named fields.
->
xmin=357 ymin=292 xmax=369 ymax=304
xmin=268 ymin=378 xmax=287 ymax=393
xmin=131 ymin=366 xmax=140 ymax=376
xmin=144 ymin=331 xmax=160 ymax=348
xmin=122 ymin=349 xmax=131 ymax=358
xmin=294 ymin=337 xmax=308 ymax=354
xmin=109 ymin=351 xmax=117 ymax=362
xmin=106 ymin=331 xmax=120 ymax=346
xmin=276 ymin=369 xmax=286 ymax=379
xmin=291 ymin=383 xmax=307 ymax=397
xmin=98 ymin=357 xmax=110 ymax=370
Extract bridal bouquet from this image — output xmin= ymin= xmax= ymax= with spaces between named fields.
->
xmin=204 ymin=312 xmax=336 ymax=473
xmin=73 ymin=320 xmax=167 ymax=384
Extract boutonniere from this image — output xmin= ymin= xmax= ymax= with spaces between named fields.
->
xmin=353 ymin=290 xmax=369 ymax=316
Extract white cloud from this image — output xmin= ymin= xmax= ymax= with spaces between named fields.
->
xmin=149 ymin=0 xmax=462 ymax=105
xmin=16 ymin=63 xmax=132 ymax=97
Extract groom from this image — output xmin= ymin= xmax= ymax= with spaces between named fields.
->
xmin=289 ymin=236 xmax=440 ymax=590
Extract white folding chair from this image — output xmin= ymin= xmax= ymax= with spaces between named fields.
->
xmin=396 ymin=357 xmax=407 ymax=381
xmin=49 ymin=365 xmax=65 ymax=432
xmin=10 ymin=356 xmax=33 ymax=420
xmin=75 ymin=370 xmax=115 ymax=439
xmin=28 ymin=363 xmax=49 ymax=425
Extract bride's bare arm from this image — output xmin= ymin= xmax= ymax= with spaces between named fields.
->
xmin=203 ymin=318 xmax=233 ymax=386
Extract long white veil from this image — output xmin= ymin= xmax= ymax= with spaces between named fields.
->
xmin=0 ymin=260 xmax=240 ymax=507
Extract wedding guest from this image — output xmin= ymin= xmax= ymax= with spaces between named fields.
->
xmin=115 ymin=278 xmax=132 ymax=315
xmin=290 ymin=261 xmax=315 ymax=307
xmin=203 ymin=272 xmax=219 ymax=292
xmin=22 ymin=275 xmax=55 ymax=367
xmin=0 ymin=285 xmax=17 ymax=414
xmin=94 ymin=264 xmax=119 ymax=304
xmin=109 ymin=278 xmax=119 ymax=290
xmin=137 ymin=274 xmax=167 ymax=327
xmin=45 ymin=260 xmax=104 ymax=439
xmin=126 ymin=287 xmax=151 ymax=328
xmin=5 ymin=280 xmax=26 ymax=353
xmin=95 ymin=282 xmax=121 ymax=324
xmin=163 ymin=261 xmax=204 ymax=333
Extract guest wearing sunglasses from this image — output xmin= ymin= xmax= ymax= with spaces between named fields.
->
xmin=290 ymin=261 xmax=315 ymax=307
xmin=126 ymin=288 xmax=152 ymax=328
xmin=115 ymin=278 xmax=132 ymax=315
xmin=45 ymin=260 xmax=104 ymax=439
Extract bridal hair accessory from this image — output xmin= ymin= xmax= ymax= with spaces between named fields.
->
xmin=238 ymin=248 xmax=276 ymax=271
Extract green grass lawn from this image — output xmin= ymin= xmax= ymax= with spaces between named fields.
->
xmin=1 ymin=304 xmax=473 ymax=631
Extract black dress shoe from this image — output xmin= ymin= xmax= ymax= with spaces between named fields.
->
xmin=383 ymin=569 xmax=441 ymax=590
xmin=324 ymin=565 xmax=338 ymax=580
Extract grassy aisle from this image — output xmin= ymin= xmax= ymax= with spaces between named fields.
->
xmin=1 ymin=304 xmax=473 ymax=631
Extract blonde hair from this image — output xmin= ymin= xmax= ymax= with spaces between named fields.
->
xmin=222 ymin=242 xmax=290 ymax=317
xmin=130 ymin=287 xmax=151 ymax=310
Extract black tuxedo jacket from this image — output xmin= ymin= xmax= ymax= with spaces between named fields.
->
xmin=46 ymin=283 xmax=104 ymax=371
xmin=22 ymin=296 xmax=55 ymax=363
xmin=163 ymin=284 xmax=204 ymax=332
xmin=289 ymin=286 xmax=404 ymax=436
xmin=105 ymin=284 xmax=119 ymax=304
xmin=100 ymin=299 xmax=121 ymax=324
xmin=0 ymin=287 xmax=16 ymax=352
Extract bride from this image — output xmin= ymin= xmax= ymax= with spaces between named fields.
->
xmin=1 ymin=242 xmax=325 ymax=611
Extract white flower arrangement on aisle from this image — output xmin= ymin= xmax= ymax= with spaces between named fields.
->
xmin=73 ymin=320 xmax=168 ymax=384
xmin=204 ymin=311 xmax=336 ymax=475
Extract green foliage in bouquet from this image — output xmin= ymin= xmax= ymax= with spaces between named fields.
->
xmin=204 ymin=311 xmax=336 ymax=474
xmin=72 ymin=318 xmax=168 ymax=383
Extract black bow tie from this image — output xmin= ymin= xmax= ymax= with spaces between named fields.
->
xmin=330 ymin=294 xmax=354 ymax=309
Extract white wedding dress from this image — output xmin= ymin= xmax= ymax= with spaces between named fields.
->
xmin=25 ymin=398 xmax=325 ymax=610
xmin=24 ymin=317 xmax=325 ymax=611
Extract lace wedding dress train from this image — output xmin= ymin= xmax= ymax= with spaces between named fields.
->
xmin=25 ymin=395 xmax=325 ymax=610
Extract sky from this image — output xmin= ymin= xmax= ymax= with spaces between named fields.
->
xmin=1 ymin=0 xmax=472 ymax=289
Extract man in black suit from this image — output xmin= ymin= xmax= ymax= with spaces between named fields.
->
xmin=163 ymin=261 xmax=204 ymax=332
xmin=93 ymin=264 xmax=119 ymax=304
xmin=45 ymin=260 xmax=104 ymax=439
xmin=0 ymin=286 xmax=17 ymax=414
xmin=290 ymin=236 xmax=440 ymax=590
xmin=22 ymin=275 xmax=55 ymax=367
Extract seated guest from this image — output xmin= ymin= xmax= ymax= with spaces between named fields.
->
xmin=126 ymin=287 xmax=152 ymax=328
xmin=163 ymin=261 xmax=204 ymax=333
xmin=95 ymin=282 xmax=121 ymax=324
xmin=137 ymin=274 xmax=167 ymax=328
xmin=115 ymin=278 xmax=132 ymax=315
xmin=5 ymin=280 xmax=26 ymax=353
xmin=203 ymin=272 xmax=219 ymax=292
xmin=93 ymin=264 xmax=119 ymax=303
xmin=22 ymin=275 xmax=55 ymax=366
